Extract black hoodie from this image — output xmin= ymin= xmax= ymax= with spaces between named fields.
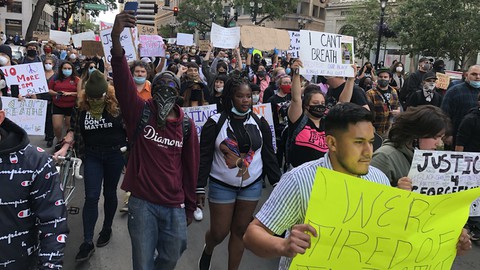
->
xmin=456 ymin=107 xmax=480 ymax=152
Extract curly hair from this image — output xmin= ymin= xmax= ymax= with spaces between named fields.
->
xmin=222 ymin=76 xmax=251 ymax=117
xmin=77 ymin=85 xmax=120 ymax=117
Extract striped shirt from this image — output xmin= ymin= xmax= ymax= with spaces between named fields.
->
xmin=255 ymin=153 xmax=391 ymax=270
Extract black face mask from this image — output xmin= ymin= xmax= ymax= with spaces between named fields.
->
xmin=377 ymin=79 xmax=390 ymax=88
xmin=318 ymin=76 xmax=328 ymax=84
xmin=190 ymin=89 xmax=202 ymax=101
xmin=27 ymin=49 xmax=37 ymax=58
xmin=308 ymin=104 xmax=327 ymax=118
xmin=257 ymin=71 xmax=266 ymax=77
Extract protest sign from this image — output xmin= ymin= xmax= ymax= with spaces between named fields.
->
xmin=408 ymin=150 xmax=480 ymax=216
xmin=252 ymin=103 xmax=276 ymax=151
xmin=33 ymin=31 xmax=49 ymax=41
xmin=1 ymin=97 xmax=47 ymax=135
xmin=139 ymin=35 xmax=165 ymax=57
xmin=290 ymin=167 xmax=480 ymax=270
xmin=287 ymin=31 xmax=300 ymax=58
xmin=167 ymin=38 xmax=176 ymax=44
xmin=100 ymin=23 xmax=138 ymax=64
xmin=198 ymin=40 xmax=210 ymax=52
xmin=0 ymin=63 xmax=49 ymax=96
xmin=210 ymin=23 xmax=240 ymax=49
xmin=176 ymin=33 xmax=194 ymax=46
xmin=81 ymin=41 xmax=104 ymax=57
xmin=436 ymin=72 xmax=450 ymax=90
xmin=49 ymin=30 xmax=71 ymax=45
xmin=71 ymin=31 xmax=96 ymax=48
xmin=137 ymin=24 xmax=158 ymax=35
xmin=240 ymin=25 xmax=290 ymax=51
xmin=299 ymin=30 xmax=355 ymax=77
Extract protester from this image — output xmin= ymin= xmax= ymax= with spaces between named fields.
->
xmin=182 ymin=80 xmax=208 ymax=107
xmin=197 ymin=77 xmax=281 ymax=270
xmin=262 ymin=67 xmax=286 ymax=103
xmin=54 ymin=70 xmax=126 ymax=262
xmin=250 ymin=83 xmax=261 ymax=105
xmin=323 ymin=74 xmax=369 ymax=110
xmin=38 ymin=56 xmax=56 ymax=148
xmin=400 ymin=57 xmax=431 ymax=109
xmin=406 ymin=71 xmax=443 ymax=108
xmin=389 ymin=61 xmax=405 ymax=90
xmin=41 ymin=43 xmax=59 ymax=69
xmin=357 ymin=62 xmax=377 ymax=81
xmin=0 ymin=44 xmax=12 ymax=67
xmin=208 ymin=74 xmax=228 ymax=112
xmin=130 ymin=60 xmax=152 ymax=100
xmin=0 ymin=97 xmax=68 ymax=269
xmin=19 ymin=41 xmax=42 ymax=64
xmin=111 ymin=11 xmax=199 ymax=269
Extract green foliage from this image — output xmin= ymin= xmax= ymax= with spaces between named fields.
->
xmin=47 ymin=0 xmax=117 ymax=20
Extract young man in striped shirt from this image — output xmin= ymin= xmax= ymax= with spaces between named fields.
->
xmin=243 ymin=103 xmax=471 ymax=269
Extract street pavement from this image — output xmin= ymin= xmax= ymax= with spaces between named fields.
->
xmin=28 ymin=135 xmax=480 ymax=270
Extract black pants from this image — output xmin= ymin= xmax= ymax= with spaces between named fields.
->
xmin=45 ymin=102 xmax=54 ymax=140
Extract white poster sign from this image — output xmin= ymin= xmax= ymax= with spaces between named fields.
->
xmin=253 ymin=103 xmax=276 ymax=151
xmin=408 ymin=150 xmax=480 ymax=216
xmin=49 ymin=30 xmax=71 ymax=45
xmin=1 ymin=97 xmax=47 ymax=135
xmin=100 ymin=23 xmax=138 ymax=64
xmin=71 ymin=31 xmax=96 ymax=48
xmin=139 ymin=35 xmax=165 ymax=57
xmin=287 ymin=31 xmax=300 ymax=58
xmin=299 ymin=30 xmax=355 ymax=77
xmin=210 ymin=23 xmax=240 ymax=49
xmin=176 ymin=33 xmax=194 ymax=46
xmin=0 ymin=63 xmax=49 ymax=96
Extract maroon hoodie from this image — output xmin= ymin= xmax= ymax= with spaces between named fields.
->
xmin=111 ymin=53 xmax=199 ymax=219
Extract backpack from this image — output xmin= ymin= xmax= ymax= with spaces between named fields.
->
xmin=281 ymin=114 xmax=309 ymax=170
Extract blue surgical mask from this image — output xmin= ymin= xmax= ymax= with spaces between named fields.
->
xmin=165 ymin=54 xmax=170 ymax=59
xmin=286 ymin=67 xmax=291 ymax=75
xmin=88 ymin=67 xmax=96 ymax=75
xmin=469 ymin=80 xmax=480 ymax=88
xmin=242 ymin=63 xmax=246 ymax=70
xmin=134 ymin=76 xmax=147 ymax=85
xmin=62 ymin=69 xmax=72 ymax=77
xmin=231 ymin=106 xmax=251 ymax=116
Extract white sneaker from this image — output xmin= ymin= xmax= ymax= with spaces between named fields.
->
xmin=194 ymin=207 xmax=203 ymax=221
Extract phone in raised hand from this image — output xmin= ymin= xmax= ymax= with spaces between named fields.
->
xmin=124 ymin=2 xmax=138 ymax=16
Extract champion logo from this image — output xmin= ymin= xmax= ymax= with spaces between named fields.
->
xmin=21 ymin=180 xmax=33 ymax=187
xmin=17 ymin=209 xmax=31 ymax=218
xmin=36 ymin=147 xmax=45 ymax=153
xmin=9 ymin=154 xmax=18 ymax=164
xmin=56 ymin=234 xmax=67 ymax=243
xmin=55 ymin=199 xmax=65 ymax=206
xmin=45 ymin=172 xmax=51 ymax=179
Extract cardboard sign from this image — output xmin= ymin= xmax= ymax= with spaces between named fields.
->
xmin=299 ymin=30 xmax=355 ymax=77
xmin=198 ymin=40 xmax=210 ymax=52
xmin=2 ymin=97 xmax=47 ymax=135
xmin=290 ymin=167 xmax=480 ymax=269
xmin=408 ymin=150 xmax=480 ymax=216
xmin=137 ymin=24 xmax=158 ymax=35
xmin=240 ymin=25 xmax=290 ymax=51
xmin=210 ymin=23 xmax=240 ymax=49
xmin=33 ymin=31 xmax=49 ymax=41
xmin=49 ymin=30 xmax=71 ymax=45
xmin=287 ymin=31 xmax=300 ymax=58
xmin=436 ymin=72 xmax=450 ymax=90
xmin=139 ymin=35 xmax=165 ymax=57
xmin=100 ymin=23 xmax=138 ymax=64
xmin=0 ymin=63 xmax=49 ymax=96
xmin=81 ymin=41 xmax=104 ymax=57
xmin=176 ymin=33 xmax=194 ymax=46
xmin=71 ymin=31 xmax=96 ymax=48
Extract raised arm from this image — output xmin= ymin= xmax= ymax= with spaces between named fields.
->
xmin=338 ymin=64 xmax=358 ymax=103
xmin=235 ymin=47 xmax=243 ymax=72
xmin=288 ymin=59 xmax=303 ymax=124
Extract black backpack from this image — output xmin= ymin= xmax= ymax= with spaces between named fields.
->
xmin=281 ymin=114 xmax=309 ymax=170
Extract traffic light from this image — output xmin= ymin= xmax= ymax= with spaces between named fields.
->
xmin=164 ymin=0 xmax=170 ymax=7
xmin=173 ymin=6 xmax=178 ymax=16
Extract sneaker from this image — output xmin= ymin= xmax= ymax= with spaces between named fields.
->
xmin=194 ymin=207 xmax=203 ymax=221
xmin=198 ymin=246 xmax=212 ymax=270
xmin=75 ymin=242 xmax=95 ymax=262
xmin=96 ymin=228 xmax=112 ymax=247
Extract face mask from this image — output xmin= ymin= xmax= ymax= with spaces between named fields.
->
xmin=190 ymin=89 xmax=203 ymax=101
xmin=396 ymin=66 xmax=403 ymax=73
xmin=88 ymin=99 xmax=105 ymax=120
xmin=88 ymin=67 xmax=96 ymax=74
xmin=308 ymin=104 xmax=327 ymax=118
xmin=231 ymin=106 xmax=251 ymax=116
xmin=242 ymin=63 xmax=246 ymax=69
xmin=44 ymin=63 xmax=53 ymax=71
xmin=44 ymin=48 xmax=52 ymax=54
xmin=422 ymin=63 xmax=431 ymax=71
xmin=190 ymin=59 xmax=196 ymax=62
xmin=69 ymin=54 xmax=77 ymax=60
xmin=215 ymin=87 xmax=223 ymax=93
xmin=0 ymin=55 xmax=8 ymax=66
xmin=423 ymin=82 xmax=436 ymax=91
xmin=182 ymin=59 xmax=188 ymax=63
xmin=62 ymin=69 xmax=72 ymax=77
xmin=134 ymin=76 xmax=146 ymax=85
xmin=0 ymin=79 xmax=5 ymax=89
xmin=257 ymin=71 xmax=266 ymax=77
xmin=252 ymin=94 xmax=260 ymax=104
xmin=27 ymin=49 xmax=37 ymax=57
xmin=165 ymin=54 xmax=170 ymax=59
xmin=286 ymin=67 xmax=292 ymax=75
xmin=377 ymin=79 xmax=389 ymax=88
xmin=469 ymin=80 xmax=480 ymax=88
xmin=280 ymin=84 xmax=291 ymax=94
xmin=191 ymin=49 xmax=196 ymax=54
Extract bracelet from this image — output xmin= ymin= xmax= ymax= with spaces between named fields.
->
xmin=236 ymin=158 xmax=243 ymax=168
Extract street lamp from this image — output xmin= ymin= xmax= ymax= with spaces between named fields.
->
xmin=249 ymin=1 xmax=263 ymax=24
xmin=298 ymin=18 xmax=307 ymax=29
xmin=374 ymin=0 xmax=388 ymax=69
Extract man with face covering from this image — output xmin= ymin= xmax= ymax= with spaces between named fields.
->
xmin=406 ymin=71 xmax=443 ymax=108
xmin=111 ymin=11 xmax=200 ymax=269
xmin=19 ymin=41 xmax=42 ymax=64
xmin=399 ymin=57 xmax=432 ymax=110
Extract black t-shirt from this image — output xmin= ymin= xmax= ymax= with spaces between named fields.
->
xmin=209 ymin=94 xmax=224 ymax=113
xmin=229 ymin=117 xmax=252 ymax=153
xmin=80 ymin=110 xmax=127 ymax=147
xmin=288 ymin=114 xmax=328 ymax=167
xmin=267 ymin=94 xmax=292 ymax=138
xmin=327 ymin=83 xmax=368 ymax=108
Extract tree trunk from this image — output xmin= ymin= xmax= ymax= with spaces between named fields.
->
xmin=25 ymin=0 xmax=48 ymax=42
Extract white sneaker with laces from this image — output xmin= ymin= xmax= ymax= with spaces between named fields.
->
xmin=194 ymin=207 xmax=203 ymax=221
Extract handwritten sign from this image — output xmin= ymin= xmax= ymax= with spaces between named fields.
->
xmin=1 ymin=97 xmax=47 ymax=135
xmin=176 ymin=33 xmax=194 ymax=46
xmin=210 ymin=23 xmax=240 ymax=49
xmin=240 ymin=25 xmax=290 ymax=51
xmin=299 ymin=30 xmax=355 ymax=77
xmin=71 ymin=31 xmax=96 ymax=48
xmin=0 ymin=63 xmax=49 ymax=96
xmin=137 ymin=24 xmax=158 ymax=35
xmin=100 ymin=23 xmax=138 ymax=64
xmin=287 ymin=31 xmax=300 ymax=58
xmin=49 ymin=30 xmax=71 ymax=45
xmin=436 ymin=72 xmax=450 ymax=90
xmin=139 ymin=35 xmax=165 ymax=57
xmin=198 ymin=40 xmax=210 ymax=52
xmin=33 ymin=31 xmax=49 ymax=41
xmin=81 ymin=41 xmax=104 ymax=57
xmin=408 ymin=150 xmax=480 ymax=216
xmin=290 ymin=167 xmax=480 ymax=269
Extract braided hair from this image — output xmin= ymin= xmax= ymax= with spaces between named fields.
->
xmin=222 ymin=76 xmax=251 ymax=117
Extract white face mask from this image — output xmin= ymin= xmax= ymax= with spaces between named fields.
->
xmin=423 ymin=82 xmax=436 ymax=91
xmin=0 ymin=55 xmax=8 ymax=66
xmin=44 ymin=63 xmax=53 ymax=71
xmin=69 ymin=54 xmax=77 ymax=60
xmin=215 ymin=87 xmax=223 ymax=93
xmin=0 ymin=79 xmax=5 ymax=89
xmin=252 ymin=94 xmax=260 ymax=104
xmin=396 ymin=66 xmax=403 ymax=73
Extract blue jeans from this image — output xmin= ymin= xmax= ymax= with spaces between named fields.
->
xmin=82 ymin=148 xmax=125 ymax=242
xmin=127 ymin=196 xmax=187 ymax=270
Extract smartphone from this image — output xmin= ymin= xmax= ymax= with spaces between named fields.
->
xmin=124 ymin=2 xmax=138 ymax=16
xmin=10 ymin=85 xmax=19 ymax=97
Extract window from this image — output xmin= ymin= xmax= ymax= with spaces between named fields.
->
xmin=7 ymin=1 xmax=22 ymax=13
xmin=313 ymin=5 xmax=319 ymax=17
xmin=319 ymin=8 xmax=326 ymax=20
xmin=300 ymin=2 xmax=309 ymax=16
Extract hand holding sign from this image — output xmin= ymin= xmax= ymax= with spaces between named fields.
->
xmin=283 ymin=224 xmax=318 ymax=258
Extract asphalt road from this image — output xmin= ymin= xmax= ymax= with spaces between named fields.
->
xmin=28 ymin=135 xmax=480 ymax=270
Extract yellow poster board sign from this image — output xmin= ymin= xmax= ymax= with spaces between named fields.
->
xmin=290 ymin=167 xmax=480 ymax=269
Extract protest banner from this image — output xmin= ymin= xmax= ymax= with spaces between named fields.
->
xmin=252 ymin=103 xmax=276 ymax=151
xmin=287 ymin=31 xmax=300 ymax=58
xmin=81 ymin=41 xmax=104 ymax=57
xmin=0 ymin=63 xmax=49 ymax=96
xmin=176 ymin=33 xmax=194 ymax=46
xmin=436 ymin=72 xmax=450 ymax=90
xmin=139 ymin=35 xmax=165 ymax=57
xmin=210 ymin=23 xmax=240 ymax=49
xmin=49 ymin=30 xmax=71 ymax=45
xmin=1 ymin=97 xmax=47 ymax=135
xmin=408 ymin=150 xmax=480 ymax=216
xmin=137 ymin=24 xmax=158 ymax=35
xmin=240 ymin=25 xmax=290 ymax=51
xmin=100 ymin=23 xmax=138 ymax=64
xmin=71 ymin=31 xmax=96 ymax=48
xmin=299 ymin=30 xmax=355 ymax=77
xmin=198 ymin=40 xmax=210 ymax=52
xmin=33 ymin=31 xmax=49 ymax=41
xmin=290 ymin=167 xmax=480 ymax=270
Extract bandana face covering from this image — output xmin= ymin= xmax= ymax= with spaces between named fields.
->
xmin=152 ymin=85 xmax=178 ymax=129
xmin=89 ymin=99 xmax=105 ymax=120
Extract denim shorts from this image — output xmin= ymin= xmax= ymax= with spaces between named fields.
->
xmin=208 ymin=180 xmax=263 ymax=204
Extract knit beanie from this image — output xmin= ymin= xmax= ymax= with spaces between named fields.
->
xmin=0 ymin=44 xmax=12 ymax=60
xmin=85 ymin=70 xmax=108 ymax=98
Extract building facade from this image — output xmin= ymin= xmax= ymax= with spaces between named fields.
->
xmin=1 ymin=0 xmax=54 ymax=38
